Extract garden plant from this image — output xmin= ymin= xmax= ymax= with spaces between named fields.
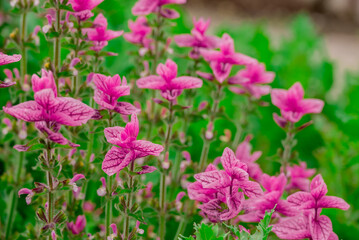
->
xmin=0 ymin=0 xmax=358 ymax=239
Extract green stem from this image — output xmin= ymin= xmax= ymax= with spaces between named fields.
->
xmin=46 ymin=146 xmax=54 ymax=239
xmin=174 ymin=218 xmax=187 ymax=240
xmin=5 ymin=11 xmax=27 ymax=239
xmin=54 ymin=5 xmax=61 ymax=88
xmin=105 ymin=111 xmax=113 ymax=239
xmin=123 ymin=160 xmax=135 ymax=239
xmin=105 ymin=175 xmax=113 ymax=239
xmin=147 ymin=11 xmax=162 ymax=140
xmin=159 ymin=101 xmax=174 ymax=239
xmin=231 ymin=98 xmax=251 ymax=149
xmin=198 ymin=85 xmax=223 ymax=172
xmin=281 ymin=123 xmax=295 ymax=175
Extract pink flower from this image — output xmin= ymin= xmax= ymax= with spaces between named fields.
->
xmin=67 ymin=215 xmax=86 ymax=235
xmin=92 ymin=74 xmax=139 ymax=115
xmin=31 ymin=69 xmax=58 ymax=97
xmin=200 ymin=34 xmax=256 ymax=83
xmin=271 ymin=82 xmax=324 ymax=123
xmin=0 ymin=52 xmax=21 ymax=88
xmin=124 ymin=16 xmax=152 ymax=45
xmin=132 ymin=0 xmax=186 ymax=19
xmin=68 ymin=0 xmax=104 ymax=12
xmin=235 ymin=135 xmax=263 ymax=182
xmin=237 ymin=173 xmax=297 ymax=223
xmin=174 ymin=17 xmax=220 ymax=59
xmin=0 ymin=52 xmax=21 ymax=66
xmin=228 ymin=62 xmax=275 ymax=99
xmin=3 ymin=69 xmax=95 ymax=146
xmin=102 ymin=114 xmax=164 ymax=176
xmin=188 ymin=148 xmax=263 ymax=222
xmin=18 ymin=188 xmax=34 ymax=205
xmin=136 ymin=59 xmax=202 ymax=102
xmin=273 ymin=174 xmax=350 ymax=240
xmin=83 ymin=14 xmax=123 ymax=44
xmin=286 ymin=162 xmax=316 ymax=191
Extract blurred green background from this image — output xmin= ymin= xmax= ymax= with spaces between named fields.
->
xmin=0 ymin=0 xmax=358 ymax=239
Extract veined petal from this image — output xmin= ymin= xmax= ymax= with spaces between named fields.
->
xmin=287 ymin=191 xmax=315 ymax=209
xmin=310 ymin=174 xmax=328 ymax=200
xmin=102 ymin=147 xmax=133 ymax=176
xmin=174 ymin=34 xmax=196 ymax=47
xmin=136 ymin=75 xmax=166 ymax=89
xmin=237 ymin=180 xmax=263 ymax=198
xmin=317 ymin=196 xmax=350 ymax=210
xmin=0 ymin=52 xmax=21 ymax=65
xmin=131 ymin=140 xmax=164 ymax=158
xmin=194 ymin=170 xmax=231 ymax=189
xmin=272 ymin=215 xmax=311 ymax=239
xmin=104 ymin=126 xmax=126 ymax=145
xmin=51 ymin=97 xmax=95 ymax=126
xmin=114 ymin=102 xmax=141 ymax=115
xmin=170 ymin=76 xmax=202 ymax=90
xmin=309 ymin=214 xmax=332 ymax=240
xmin=3 ymin=101 xmax=43 ymax=122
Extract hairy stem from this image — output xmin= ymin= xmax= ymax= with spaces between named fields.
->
xmin=46 ymin=145 xmax=54 ymax=240
xmin=281 ymin=122 xmax=295 ymax=175
xmin=5 ymin=12 xmax=27 ymax=239
xmin=105 ymin=111 xmax=113 ymax=238
xmin=159 ymin=101 xmax=174 ymax=239
xmin=124 ymin=160 xmax=135 ymax=238
xmin=198 ymin=85 xmax=223 ymax=172
xmin=53 ymin=4 xmax=61 ymax=88
xmin=174 ymin=218 xmax=187 ymax=240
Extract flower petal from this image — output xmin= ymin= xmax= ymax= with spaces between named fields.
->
xmin=131 ymin=140 xmax=164 ymax=158
xmin=104 ymin=126 xmax=126 ymax=145
xmin=316 ymin=196 xmax=350 ymax=210
xmin=3 ymin=101 xmax=43 ymax=122
xmin=114 ymin=102 xmax=141 ymax=115
xmin=309 ymin=214 xmax=332 ymax=240
xmin=136 ymin=75 xmax=166 ymax=89
xmin=102 ymin=147 xmax=133 ymax=176
xmin=170 ymin=76 xmax=202 ymax=90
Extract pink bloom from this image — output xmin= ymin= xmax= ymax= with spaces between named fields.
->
xmin=188 ymin=148 xmax=262 ymax=222
xmin=136 ymin=165 xmax=157 ymax=174
xmin=3 ymin=69 xmax=95 ymax=146
xmin=0 ymin=52 xmax=21 ymax=88
xmin=132 ymin=0 xmax=186 ymax=19
xmin=273 ymin=175 xmax=349 ymax=240
xmin=228 ymin=62 xmax=275 ymax=99
xmin=92 ymin=74 xmax=139 ymax=115
xmin=136 ymin=59 xmax=202 ymax=102
xmin=0 ymin=52 xmax=21 ymax=65
xmin=200 ymin=34 xmax=256 ymax=83
xmin=68 ymin=0 xmax=104 ymax=12
xmin=108 ymin=223 xmax=118 ymax=239
xmin=124 ymin=16 xmax=152 ymax=45
xmin=271 ymin=82 xmax=324 ymax=123
xmin=237 ymin=173 xmax=297 ymax=223
xmin=235 ymin=135 xmax=263 ymax=182
xmin=83 ymin=14 xmax=123 ymax=43
xmin=174 ymin=17 xmax=220 ymax=58
xmin=97 ymin=177 xmax=107 ymax=196
xmin=51 ymin=230 xmax=57 ymax=240
xmin=286 ymin=162 xmax=316 ymax=191
xmin=67 ymin=215 xmax=86 ymax=235
xmin=31 ymin=69 xmax=58 ymax=97
xmin=102 ymin=114 xmax=164 ymax=176
xmin=18 ymin=188 xmax=34 ymax=205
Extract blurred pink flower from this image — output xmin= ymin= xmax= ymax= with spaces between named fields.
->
xmin=235 ymin=135 xmax=263 ymax=182
xmin=229 ymin=62 xmax=275 ymax=99
xmin=136 ymin=59 xmax=202 ymax=102
xmin=174 ymin=17 xmax=220 ymax=58
xmin=83 ymin=14 xmax=123 ymax=44
xmin=93 ymin=73 xmax=139 ymax=115
xmin=102 ymin=114 xmax=164 ymax=176
xmin=286 ymin=162 xmax=316 ymax=191
xmin=0 ymin=52 xmax=21 ymax=88
xmin=68 ymin=0 xmax=104 ymax=12
xmin=237 ymin=173 xmax=297 ymax=223
xmin=200 ymin=34 xmax=256 ymax=83
xmin=271 ymin=82 xmax=324 ymax=123
xmin=132 ymin=0 xmax=186 ymax=19
xmin=67 ymin=215 xmax=86 ymax=235
xmin=124 ymin=16 xmax=152 ymax=45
